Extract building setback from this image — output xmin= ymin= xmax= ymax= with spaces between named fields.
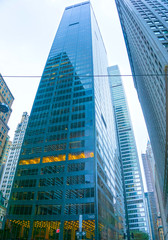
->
xmin=4 ymin=2 xmax=125 ymax=240
xmin=114 ymin=0 xmax=168 ymax=238
xmin=0 ymin=112 xmax=29 ymax=202
xmin=108 ymin=65 xmax=149 ymax=236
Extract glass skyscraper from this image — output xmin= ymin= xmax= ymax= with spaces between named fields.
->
xmin=114 ymin=0 xmax=168 ymax=238
xmin=3 ymin=2 xmax=125 ymax=239
xmin=108 ymin=65 xmax=149 ymax=235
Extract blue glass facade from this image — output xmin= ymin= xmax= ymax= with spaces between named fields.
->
xmin=108 ymin=65 xmax=149 ymax=235
xmin=3 ymin=2 xmax=125 ymax=239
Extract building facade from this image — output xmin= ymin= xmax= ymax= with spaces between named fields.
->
xmin=142 ymin=141 xmax=165 ymax=240
xmin=145 ymin=192 xmax=158 ymax=240
xmin=0 ymin=136 xmax=12 ymax=184
xmin=0 ymin=112 xmax=29 ymax=201
xmin=0 ymin=136 xmax=12 ymax=166
xmin=158 ymin=215 xmax=165 ymax=240
xmin=115 ymin=0 xmax=168 ymax=238
xmin=4 ymin=2 xmax=125 ymax=240
xmin=108 ymin=65 xmax=149 ymax=236
xmin=0 ymin=74 xmax=14 ymax=168
xmin=0 ymin=191 xmax=6 ymax=230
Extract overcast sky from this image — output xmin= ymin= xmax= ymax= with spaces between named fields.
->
xmin=0 ymin=0 xmax=149 ymax=168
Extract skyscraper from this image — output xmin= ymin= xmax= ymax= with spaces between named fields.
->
xmin=142 ymin=141 xmax=159 ymax=239
xmin=108 ymin=65 xmax=149 ymax=236
xmin=4 ymin=2 xmax=125 ymax=240
xmin=0 ymin=112 xmax=29 ymax=202
xmin=115 ymin=0 xmax=168 ymax=238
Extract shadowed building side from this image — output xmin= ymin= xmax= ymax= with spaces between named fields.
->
xmin=115 ymin=0 xmax=168 ymax=238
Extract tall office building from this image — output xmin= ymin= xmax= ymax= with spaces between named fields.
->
xmin=0 ymin=112 xmax=29 ymax=201
xmin=142 ymin=141 xmax=165 ymax=240
xmin=0 ymin=74 xmax=14 ymax=167
xmin=108 ymin=65 xmax=148 ymax=235
xmin=4 ymin=2 xmax=125 ymax=240
xmin=142 ymin=141 xmax=159 ymax=239
xmin=115 ymin=0 xmax=168 ymax=238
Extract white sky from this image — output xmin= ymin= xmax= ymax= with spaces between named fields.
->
xmin=0 ymin=0 xmax=149 ymax=178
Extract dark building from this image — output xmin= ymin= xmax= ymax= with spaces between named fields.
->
xmin=3 ymin=2 xmax=125 ymax=240
xmin=115 ymin=0 xmax=168 ymax=238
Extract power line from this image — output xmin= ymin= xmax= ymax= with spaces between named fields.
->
xmin=1 ymin=73 xmax=166 ymax=78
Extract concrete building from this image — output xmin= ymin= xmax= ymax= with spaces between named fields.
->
xmin=0 ymin=136 xmax=12 ymax=184
xmin=0 ymin=112 xmax=29 ymax=201
xmin=1 ymin=136 xmax=12 ymax=166
xmin=115 ymin=0 xmax=168 ymax=238
xmin=0 ymin=74 xmax=14 ymax=167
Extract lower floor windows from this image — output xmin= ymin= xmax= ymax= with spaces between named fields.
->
xmin=9 ymin=205 xmax=32 ymax=215
xmin=35 ymin=205 xmax=61 ymax=215
xmin=64 ymin=202 xmax=94 ymax=215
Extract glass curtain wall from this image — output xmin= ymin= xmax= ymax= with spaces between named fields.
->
xmin=3 ymin=2 xmax=125 ymax=240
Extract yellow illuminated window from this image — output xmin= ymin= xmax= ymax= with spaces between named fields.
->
xmin=68 ymin=152 xmax=94 ymax=160
xmin=19 ymin=158 xmax=40 ymax=165
xmin=61 ymin=61 xmax=68 ymax=65
xmin=52 ymin=64 xmax=59 ymax=67
xmin=42 ymin=154 xmax=66 ymax=163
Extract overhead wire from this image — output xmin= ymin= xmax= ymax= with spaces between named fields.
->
xmin=1 ymin=73 xmax=166 ymax=78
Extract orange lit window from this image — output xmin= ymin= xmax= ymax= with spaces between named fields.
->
xmin=42 ymin=154 xmax=66 ymax=163
xmin=61 ymin=61 xmax=68 ymax=65
xmin=19 ymin=158 xmax=40 ymax=165
xmin=68 ymin=152 xmax=94 ymax=160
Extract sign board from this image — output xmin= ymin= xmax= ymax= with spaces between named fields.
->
xmin=56 ymin=229 xmax=60 ymax=233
